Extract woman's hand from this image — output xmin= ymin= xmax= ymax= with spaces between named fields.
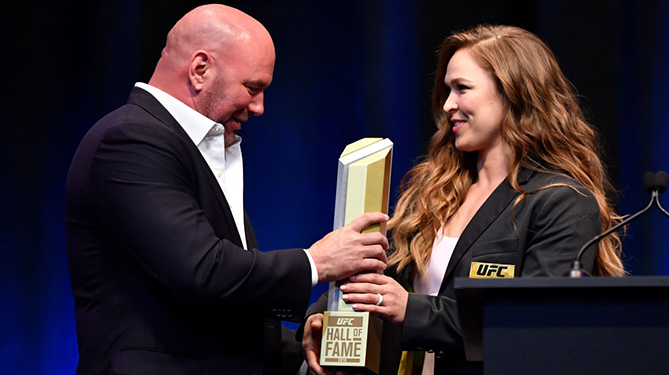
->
xmin=340 ymin=273 xmax=409 ymax=325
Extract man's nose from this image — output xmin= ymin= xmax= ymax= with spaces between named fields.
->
xmin=248 ymin=92 xmax=265 ymax=116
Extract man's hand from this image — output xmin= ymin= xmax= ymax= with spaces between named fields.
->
xmin=303 ymin=313 xmax=369 ymax=375
xmin=307 ymin=212 xmax=389 ymax=283
xmin=303 ymin=313 xmax=327 ymax=375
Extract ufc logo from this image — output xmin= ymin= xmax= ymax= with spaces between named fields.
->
xmin=469 ymin=262 xmax=515 ymax=278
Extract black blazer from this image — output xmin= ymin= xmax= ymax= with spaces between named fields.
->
xmin=306 ymin=168 xmax=600 ymax=375
xmin=66 ymin=88 xmax=312 ymax=375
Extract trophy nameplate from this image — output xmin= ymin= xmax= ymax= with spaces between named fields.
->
xmin=320 ymin=138 xmax=393 ymax=374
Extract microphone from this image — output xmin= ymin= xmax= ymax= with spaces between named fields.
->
xmin=569 ymin=171 xmax=667 ymax=277
xmin=655 ymin=171 xmax=669 ymax=218
xmin=644 ymin=171 xmax=659 ymax=194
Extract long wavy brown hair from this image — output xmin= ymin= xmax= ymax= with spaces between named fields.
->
xmin=388 ymin=25 xmax=624 ymax=277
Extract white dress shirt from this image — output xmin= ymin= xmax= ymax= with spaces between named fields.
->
xmin=133 ymin=83 xmax=318 ymax=285
xmin=135 ymin=82 xmax=247 ymax=249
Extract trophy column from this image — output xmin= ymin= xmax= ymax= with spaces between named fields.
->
xmin=320 ymin=138 xmax=393 ymax=374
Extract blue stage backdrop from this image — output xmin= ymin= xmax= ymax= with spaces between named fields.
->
xmin=2 ymin=0 xmax=668 ymax=373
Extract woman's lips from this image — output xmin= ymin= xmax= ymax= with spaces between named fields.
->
xmin=452 ymin=120 xmax=465 ymax=133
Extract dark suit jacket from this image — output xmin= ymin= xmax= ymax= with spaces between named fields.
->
xmin=305 ymin=168 xmax=600 ymax=375
xmin=66 ymin=87 xmax=312 ymax=375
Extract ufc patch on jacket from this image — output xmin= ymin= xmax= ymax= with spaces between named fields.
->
xmin=469 ymin=262 xmax=515 ymax=278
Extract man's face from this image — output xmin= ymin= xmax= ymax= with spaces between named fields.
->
xmin=200 ymin=38 xmax=275 ymax=147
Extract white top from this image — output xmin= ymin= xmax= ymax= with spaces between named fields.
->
xmin=413 ymin=228 xmax=458 ymax=295
xmin=413 ymin=228 xmax=459 ymax=375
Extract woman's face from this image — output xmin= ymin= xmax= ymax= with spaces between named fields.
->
xmin=443 ymin=48 xmax=506 ymax=155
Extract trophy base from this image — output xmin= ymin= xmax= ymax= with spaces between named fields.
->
xmin=319 ymin=311 xmax=383 ymax=374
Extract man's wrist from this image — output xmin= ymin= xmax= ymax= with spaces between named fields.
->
xmin=303 ymin=249 xmax=318 ymax=286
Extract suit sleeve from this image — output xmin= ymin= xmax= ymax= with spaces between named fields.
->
xmin=401 ymin=294 xmax=463 ymax=353
xmin=400 ymin=183 xmax=601 ymax=352
xmin=88 ymin=118 xmax=311 ymax=320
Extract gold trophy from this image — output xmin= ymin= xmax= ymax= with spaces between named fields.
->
xmin=320 ymin=138 xmax=393 ymax=374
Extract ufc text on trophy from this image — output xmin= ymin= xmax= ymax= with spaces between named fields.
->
xmin=320 ymin=138 xmax=393 ymax=374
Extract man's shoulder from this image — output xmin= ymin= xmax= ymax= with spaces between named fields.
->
xmin=84 ymin=101 xmax=174 ymax=144
xmin=91 ymin=87 xmax=169 ymax=129
xmin=97 ymin=97 xmax=159 ymax=125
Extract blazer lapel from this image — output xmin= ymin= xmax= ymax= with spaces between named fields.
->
xmin=439 ymin=168 xmax=535 ymax=293
xmin=127 ymin=87 xmax=244 ymax=247
xmin=244 ymin=210 xmax=258 ymax=250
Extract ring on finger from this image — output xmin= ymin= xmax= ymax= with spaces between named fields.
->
xmin=375 ymin=293 xmax=383 ymax=306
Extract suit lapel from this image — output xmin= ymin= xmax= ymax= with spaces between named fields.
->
xmin=244 ymin=209 xmax=258 ymax=250
xmin=439 ymin=168 xmax=535 ymax=293
xmin=127 ymin=87 xmax=245 ymax=247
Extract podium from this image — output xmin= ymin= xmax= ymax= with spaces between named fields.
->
xmin=454 ymin=277 xmax=669 ymax=375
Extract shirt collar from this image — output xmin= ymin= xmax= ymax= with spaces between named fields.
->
xmin=134 ymin=82 xmax=242 ymax=146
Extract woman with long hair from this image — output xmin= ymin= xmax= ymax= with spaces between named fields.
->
xmin=303 ymin=25 xmax=624 ymax=375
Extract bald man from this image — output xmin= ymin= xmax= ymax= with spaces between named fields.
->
xmin=65 ymin=5 xmax=388 ymax=375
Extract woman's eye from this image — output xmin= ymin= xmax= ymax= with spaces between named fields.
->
xmin=458 ymin=84 xmax=469 ymax=91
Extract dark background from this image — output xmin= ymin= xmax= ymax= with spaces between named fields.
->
xmin=2 ymin=0 xmax=668 ymax=373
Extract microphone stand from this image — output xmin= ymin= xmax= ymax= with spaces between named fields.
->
xmin=570 ymin=171 xmax=669 ymax=278
xmin=569 ymin=191 xmax=657 ymax=278
xmin=656 ymin=199 xmax=669 ymax=218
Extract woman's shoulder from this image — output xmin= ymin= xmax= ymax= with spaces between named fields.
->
xmin=523 ymin=169 xmax=594 ymax=197
xmin=520 ymin=169 xmax=599 ymax=217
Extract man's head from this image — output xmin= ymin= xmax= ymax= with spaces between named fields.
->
xmin=149 ymin=4 xmax=275 ymax=146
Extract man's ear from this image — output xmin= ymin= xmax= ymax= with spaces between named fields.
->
xmin=189 ymin=50 xmax=210 ymax=92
